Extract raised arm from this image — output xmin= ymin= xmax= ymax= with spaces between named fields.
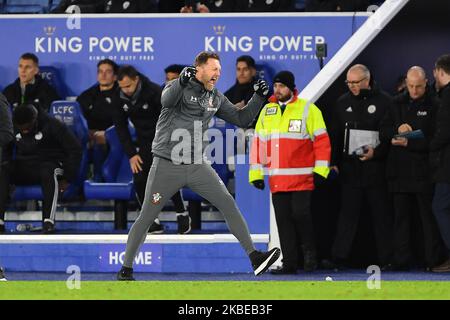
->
xmin=215 ymin=79 xmax=268 ymax=128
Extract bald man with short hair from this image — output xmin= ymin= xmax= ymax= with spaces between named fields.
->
xmin=380 ymin=66 xmax=447 ymax=270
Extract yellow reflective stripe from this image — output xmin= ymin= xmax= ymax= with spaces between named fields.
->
xmin=255 ymin=132 xmax=311 ymax=141
xmin=268 ymin=167 xmax=313 ymax=176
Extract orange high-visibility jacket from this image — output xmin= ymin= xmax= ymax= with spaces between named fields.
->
xmin=249 ymin=93 xmax=331 ymax=192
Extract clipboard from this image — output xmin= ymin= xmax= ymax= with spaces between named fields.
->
xmin=393 ymin=129 xmax=424 ymax=140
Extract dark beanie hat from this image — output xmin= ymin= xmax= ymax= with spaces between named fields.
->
xmin=273 ymin=71 xmax=296 ymax=92
xmin=13 ymin=104 xmax=38 ymax=126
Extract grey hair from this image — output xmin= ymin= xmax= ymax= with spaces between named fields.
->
xmin=348 ymin=64 xmax=371 ymax=80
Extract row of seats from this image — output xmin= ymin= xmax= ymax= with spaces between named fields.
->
xmin=13 ymin=100 xmax=235 ymax=229
xmin=0 ymin=0 xmax=60 ymax=13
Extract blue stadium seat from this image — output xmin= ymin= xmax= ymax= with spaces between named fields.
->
xmin=84 ymin=125 xmax=136 ymax=229
xmin=13 ymin=101 xmax=90 ymax=202
xmin=255 ymin=63 xmax=276 ymax=88
xmin=39 ymin=66 xmax=68 ymax=99
xmin=4 ymin=0 xmax=49 ymax=13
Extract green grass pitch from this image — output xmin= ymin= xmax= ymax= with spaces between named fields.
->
xmin=1 ymin=281 xmax=449 ymax=300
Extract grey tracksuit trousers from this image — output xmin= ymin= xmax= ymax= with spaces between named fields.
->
xmin=123 ymin=157 xmax=256 ymax=267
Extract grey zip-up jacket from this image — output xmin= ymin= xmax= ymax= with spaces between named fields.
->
xmin=152 ymin=77 xmax=265 ymax=163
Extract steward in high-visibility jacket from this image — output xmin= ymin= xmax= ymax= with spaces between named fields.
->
xmin=248 ymin=71 xmax=331 ymax=274
xmin=249 ymin=86 xmax=331 ymax=192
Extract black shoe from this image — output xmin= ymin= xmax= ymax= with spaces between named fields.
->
xmin=0 ymin=224 xmax=4 ymax=234
xmin=270 ymin=265 xmax=297 ymax=275
xmin=43 ymin=221 xmax=55 ymax=234
xmin=250 ymin=248 xmax=281 ymax=276
xmin=0 ymin=267 xmax=6 ymax=281
xmin=117 ymin=266 xmax=135 ymax=281
xmin=303 ymin=248 xmax=318 ymax=272
xmin=148 ymin=221 xmax=164 ymax=234
xmin=177 ymin=215 xmax=191 ymax=234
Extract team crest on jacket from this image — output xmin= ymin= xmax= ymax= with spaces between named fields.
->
xmin=190 ymin=96 xmax=198 ymax=102
xmin=142 ymin=103 xmax=149 ymax=110
xmin=123 ymin=104 xmax=129 ymax=112
xmin=35 ymin=132 xmax=43 ymax=141
xmin=105 ymin=97 xmax=112 ymax=104
xmin=367 ymin=105 xmax=376 ymax=114
xmin=266 ymin=107 xmax=277 ymax=115
xmin=288 ymin=119 xmax=302 ymax=132
xmin=152 ymin=192 xmax=162 ymax=204
xmin=15 ymin=133 xmax=21 ymax=141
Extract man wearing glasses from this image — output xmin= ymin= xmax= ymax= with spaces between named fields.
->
xmin=328 ymin=64 xmax=394 ymax=270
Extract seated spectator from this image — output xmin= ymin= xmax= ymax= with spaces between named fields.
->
xmin=77 ymin=59 xmax=119 ymax=180
xmin=164 ymin=64 xmax=186 ymax=85
xmin=77 ymin=59 xmax=118 ymax=146
xmin=104 ymin=0 xmax=158 ymax=13
xmin=224 ymin=55 xmax=261 ymax=127
xmin=0 ymin=104 xmax=82 ymax=234
xmin=3 ymin=53 xmax=60 ymax=112
xmin=51 ymin=0 xmax=104 ymax=13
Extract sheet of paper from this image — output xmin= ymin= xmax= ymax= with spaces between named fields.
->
xmin=348 ymin=129 xmax=380 ymax=155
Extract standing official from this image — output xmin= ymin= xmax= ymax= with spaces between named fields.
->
xmin=430 ymin=54 xmax=450 ymax=272
xmin=381 ymin=66 xmax=446 ymax=270
xmin=330 ymin=64 xmax=393 ymax=268
xmin=249 ymin=71 xmax=331 ymax=274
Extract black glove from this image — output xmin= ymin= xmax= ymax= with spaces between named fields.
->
xmin=253 ymin=79 xmax=269 ymax=98
xmin=252 ymin=179 xmax=265 ymax=190
xmin=313 ymin=173 xmax=327 ymax=188
xmin=180 ymin=66 xmax=196 ymax=85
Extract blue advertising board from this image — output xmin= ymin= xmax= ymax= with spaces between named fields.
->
xmin=0 ymin=14 xmax=367 ymax=96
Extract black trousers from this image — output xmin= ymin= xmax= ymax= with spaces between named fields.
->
xmin=393 ymin=192 xmax=446 ymax=268
xmin=272 ymin=191 xmax=315 ymax=269
xmin=332 ymin=184 xmax=393 ymax=265
xmin=0 ymin=161 xmax=62 ymax=222
xmin=133 ymin=150 xmax=185 ymax=213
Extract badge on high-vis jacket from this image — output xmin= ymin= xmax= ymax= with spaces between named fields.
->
xmin=265 ymin=107 xmax=277 ymax=115
xmin=288 ymin=119 xmax=302 ymax=132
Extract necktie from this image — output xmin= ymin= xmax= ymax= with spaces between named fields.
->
xmin=280 ymin=104 xmax=286 ymax=114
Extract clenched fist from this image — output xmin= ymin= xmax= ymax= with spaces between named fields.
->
xmin=180 ymin=66 xmax=197 ymax=85
xmin=253 ymin=79 xmax=269 ymax=98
